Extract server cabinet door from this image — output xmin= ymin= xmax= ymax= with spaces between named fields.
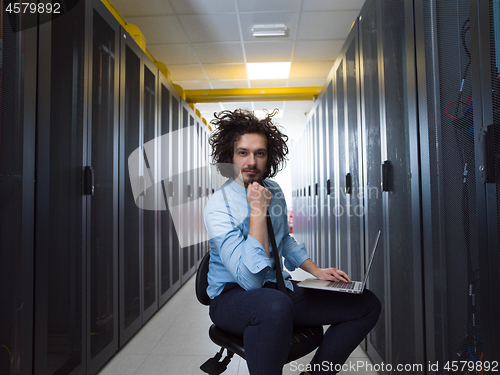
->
xmin=416 ymin=0 xmax=483 ymax=370
xmin=345 ymin=27 xmax=363 ymax=282
xmin=379 ymin=0 xmax=425 ymax=369
xmin=359 ymin=0 xmax=386 ymax=365
xmin=158 ymin=78 xmax=175 ymax=306
xmin=119 ymin=33 xmax=143 ymax=346
xmin=313 ymin=112 xmax=321 ymax=266
xmin=320 ymin=93 xmax=329 ymax=269
xmin=307 ymin=122 xmax=313 ymax=255
xmin=170 ymin=96 xmax=182 ymax=289
xmin=180 ymin=105 xmax=193 ymax=283
xmin=189 ymin=114 xmax=196 ymax=272
xmin=87 ymin=2 xmax=120 ymax=372
xmin=35 ymin=1 xmax=86 ymax=373
xmin=142 ymin=59 xmax=158 ymax=322
xmin=196 ymin=121 xmax=204 ymax=265
xmin=325 ymin=81 xmax=336 ymax=269
xmin=335 ymin=59 xmax=348 ymax=272
xmin=0 ymin=9 xmax=37 ymax=375
xmin=470 ymin=0 xmax=500 ymax=362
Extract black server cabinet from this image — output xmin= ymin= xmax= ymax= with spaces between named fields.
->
xmin=158 ymin=74 xmax=181 ymax=306
xmin=86 ymin=1 xmax=120 ymax=372
xmin=325 ymin=80 xmax=336 ymax=269
xmin=358 ymin=0 xmax=386 ymax=365
xmin=307 ymin=121 xmax=313 ymax=257
xmin=360 ymin=0 xmax=425 ymax=373
xmin=35 ymin=1 xmax=121 ymax=373
xmin=312 ymin=111 xmax=321 ymax=266
xmin=469 ymin=0 xmax=500 ymax=363
xmin=320 ymin=93 xmax=329 ymax=269
xmin=119 ymin=30 xmax=142 ymax=346
xmin=0 ymin=7 xmax=37 ymax=375
xmin=196 ymin=120 xmax=205 ymax=265
xmin=416 ymin=0 xmax=485 ymax=371
xmin=119 ymin=26 xmax=162 ymax=346
xmin=34 ymin=1 xmax=87 ymax=373
xmin=189 ymin=114 xmax=197 ymax=272
xmin=142 ymin=56 xmax=159 ymax=323
xmin=170 ymin=95 xmax=182 ymax=289
xmin=180 ymin=104 xmax=197 ymax=283
xmin=345 ymin=25 xmax=363 ymax=283
xmin=335 ymin=56 xmax=348 ymax=272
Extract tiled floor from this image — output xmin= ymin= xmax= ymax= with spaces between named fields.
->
xmin=98 ymin=268 xmax=378 ymax=375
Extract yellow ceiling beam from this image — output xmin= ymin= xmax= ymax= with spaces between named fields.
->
xmin=185 ymin=87 xmax=323 ymax=103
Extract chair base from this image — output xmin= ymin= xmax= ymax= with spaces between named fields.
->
xmin=201 ymin=324 xmax=324 ymax=374
xmin=200 ymin=347 xmax=235 ymax=375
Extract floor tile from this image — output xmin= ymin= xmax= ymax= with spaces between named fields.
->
xmin=98 ymin=354 xmax=148 ymax=375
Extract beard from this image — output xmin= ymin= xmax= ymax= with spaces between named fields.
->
xmin=241 ymin=168 xmax=262 ymax=187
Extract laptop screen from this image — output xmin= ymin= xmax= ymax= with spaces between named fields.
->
xmin=362 ymin=230 xmax=381 ymax=287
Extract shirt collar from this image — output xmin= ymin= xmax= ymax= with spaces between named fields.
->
xmin=228 ymin=177 xmax=247 ymax=196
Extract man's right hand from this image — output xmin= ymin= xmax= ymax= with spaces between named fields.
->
xmin=247 ymin=181 xmax=272 ymax=217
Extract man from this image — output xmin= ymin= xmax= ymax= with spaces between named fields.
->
xmin=204 ymin=109 xmax=380 ymax=375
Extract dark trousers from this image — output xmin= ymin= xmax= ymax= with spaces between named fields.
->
xmin=209 ymin=281 xmax=381 ymax=375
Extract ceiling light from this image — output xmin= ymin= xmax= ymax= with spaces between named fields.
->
xmin=252 ymin=24 xmax=288 ymax=37
xmin=247 ymin=62 xmax=291 ymax=80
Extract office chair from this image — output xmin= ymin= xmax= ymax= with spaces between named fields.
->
xmin=196 ymin=252 xmax=324 ymax=375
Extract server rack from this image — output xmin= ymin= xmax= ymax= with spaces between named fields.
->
xmin=345 ymin=26 xmax=363 ymax=283
xmin=0 ymin=6 xmax=37 ymax=374
xmin=469 ymin=0 xmax=500 ymax=362
xmin=415 ymin=0 xmax=491 ymax=371
xmin=170 ymin=94 xmax=182 ymax=291
xmin=157 ymin=73 xmax=181 ymax=306
xmin=3 ymin=0 xmax=210 ymax=372
xmin=119 ymin=26 xmax=144 ymax=347
xmin=34 ymin=1 xmax=87 ymax=373
xmin=326 ymin=80 xmax=336 ymax=269
xmin=320 ymin=92 xmax=329 ymax=269
xmin=86 ymin=1 xmax=120 ymax=372
xmin=365 ymin=0 xmax=425 ymax=370
xmin=357 ymin=1 xmax=387 ymax=365
xmin=335 ymin=54 xmax=348 ymax=273
xmin=142 ymin=55 xmax=159 ymax=324
xmin=330 ymin=60 xmax=342 ymax=270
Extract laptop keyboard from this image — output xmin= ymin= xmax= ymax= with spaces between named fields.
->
xmin=327 ymin=281 xmax=355 ymax=289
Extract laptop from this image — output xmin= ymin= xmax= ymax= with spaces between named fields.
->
xmin=297 ymin=230 xmax=381 ymax=294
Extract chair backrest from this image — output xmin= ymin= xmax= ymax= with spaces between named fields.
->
xmin=196 ymin=252 xmax=212 ymax=306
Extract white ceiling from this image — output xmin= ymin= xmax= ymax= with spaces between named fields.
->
xmin=111 ymin=0 xmax=365 ymax=141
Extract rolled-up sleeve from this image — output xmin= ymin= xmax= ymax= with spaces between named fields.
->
xmin=206 ymin=205 xmax=272 ymax=291
xmin=281 ymin=233 xmax=309 ymax=271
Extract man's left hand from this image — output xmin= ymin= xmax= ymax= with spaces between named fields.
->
xmin=313 ymin=267 xmax=352 ymax=283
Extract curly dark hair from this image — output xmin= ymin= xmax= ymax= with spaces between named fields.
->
xmin=208 ymin=109 xmax=288 ymax=179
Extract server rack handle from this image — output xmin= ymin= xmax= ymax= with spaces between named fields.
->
xmin=84 ymin=166 xmax=95 ymax=196
xmin=345 ymin=173 xmax=352 ymax=194
xmin=478 ymin=124 xmax=496 ymax=183
xmin=382 ymin=160 xmax=391 ymax=192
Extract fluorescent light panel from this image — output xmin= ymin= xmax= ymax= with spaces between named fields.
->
xmin=252 ymin=24 xmax=288 ymax=37
xmin=247 ymin=62 xmax=291 ymax=80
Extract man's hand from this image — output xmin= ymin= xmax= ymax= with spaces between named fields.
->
xmin=247 ymin=181 xmax=272 ymax=217
xmin=300 ymin=259 xmax=352 ymax=283
xmin=247 ymin=182 xmax=272 ymax=257
xmin=313 ymin=267 xmax=352 ymax=283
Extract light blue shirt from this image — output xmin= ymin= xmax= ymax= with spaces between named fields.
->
xmin=204 ymin=178 xmax=310 ymax=299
